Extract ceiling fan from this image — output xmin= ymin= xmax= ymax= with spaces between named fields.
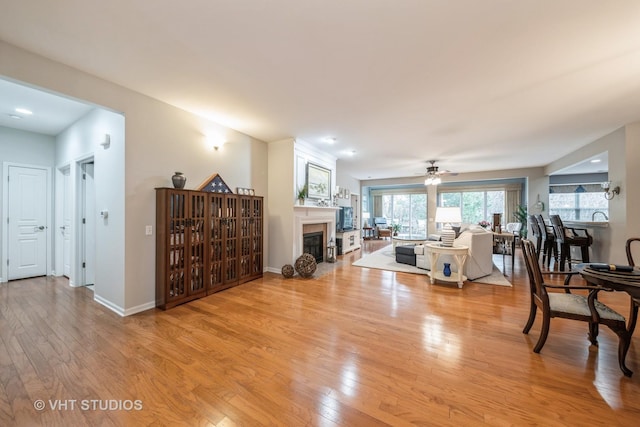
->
xmin=421 ymin=160 xmax=456 ymax=186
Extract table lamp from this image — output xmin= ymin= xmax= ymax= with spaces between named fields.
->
xmin=362 ymin=212 xmax=370 ymax=228
xmin=435 ymin=207 xmax=462 ymax=247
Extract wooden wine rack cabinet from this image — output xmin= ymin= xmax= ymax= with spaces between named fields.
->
xmin=156 ymin=188 xmax=263 ymax=309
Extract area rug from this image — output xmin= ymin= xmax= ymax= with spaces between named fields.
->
xmin=352 ymin=247 xmax=512 ymax=287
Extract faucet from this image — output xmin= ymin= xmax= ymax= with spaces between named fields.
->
xmin=592 ymin=211 xmax=608 ymax=221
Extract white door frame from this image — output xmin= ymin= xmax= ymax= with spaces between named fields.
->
xmin=74 ymin=155 xmax=95 ymax=287
xmin=81 ymin=161 xmax=95 ymax=286
xmin=1 ymin=161 xmax=53 ymax=283
xmin=54 ymin=164 xmax=72 ymax=280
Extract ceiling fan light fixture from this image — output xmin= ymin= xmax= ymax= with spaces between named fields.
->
xmin=424 ymin=175 xmax=441 ymax=186
xmin=424 ymin=160 xmax=442 ymax=185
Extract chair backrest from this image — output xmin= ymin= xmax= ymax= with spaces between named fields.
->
xmin=534 ymin=214 xmax=549 ymax=238
xmin=373 ymin=217 xmax=387 ymax=227
xmin=506 ymin=222 xmax=522 ymax=234
xmin=549 ymin=215 xmax=566 ymax=244
xmin=528 ymin=215 xmax=541 ymax=238
xmin=626 ymin=238 xmax=640 ymax=266
xmin=521 ymin=239 xmax=547 ymax=303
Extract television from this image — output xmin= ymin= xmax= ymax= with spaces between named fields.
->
xmin=336 ymin=206 xmax=354 ymax=231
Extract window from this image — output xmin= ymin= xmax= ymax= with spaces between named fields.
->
xmin=439 ymin=190 xmax=505 ymax=224
xmin=549 ymin=184 xmax=608 ymax=221
xmin=381 ymin=193 xmax=427 ymax=235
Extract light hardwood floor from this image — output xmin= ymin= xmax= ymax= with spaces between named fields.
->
xmin=1 ymin=240 xmax=638 ymax=426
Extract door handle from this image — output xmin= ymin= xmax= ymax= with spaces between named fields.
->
xmin=36 ymin=226 xmax=45 ymax=231
xmin=60 ymin=226 xmax=66 ymax=230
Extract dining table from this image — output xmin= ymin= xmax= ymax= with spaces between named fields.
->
xmin=577 ymin=264 xmax=640 ymax=377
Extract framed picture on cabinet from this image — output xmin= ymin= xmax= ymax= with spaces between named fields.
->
xmin=306 ymin=162 xmax=331 ymax=200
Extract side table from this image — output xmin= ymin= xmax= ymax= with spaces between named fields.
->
xmin=426 ymin=243 xmax=469 ymax=288
xmin=362 ymin=227 xmax=375 ymax=240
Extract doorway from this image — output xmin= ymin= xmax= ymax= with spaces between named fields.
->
xmin=78 ymin=160 xmax=96 ymax=287
xmin=61 ymin=167 xmax=71 ymax=278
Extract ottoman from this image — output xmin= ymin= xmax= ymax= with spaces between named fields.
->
xmin=395 ymin=245 xmax=416 ymax=266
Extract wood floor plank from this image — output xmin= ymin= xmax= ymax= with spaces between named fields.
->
xmin=0 ymin=241 xmax=639 ymax=426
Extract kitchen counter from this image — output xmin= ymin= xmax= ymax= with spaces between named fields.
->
xmin=562 ymin=221 xmax=609 ymax=262
xmin=564 ymin=221 xmax=609 ymax=228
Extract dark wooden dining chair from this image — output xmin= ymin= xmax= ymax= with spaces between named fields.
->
xmin=625 ymin=237 xmax=640 ymax=338
xmin=626 ymin=237 xmax=640 ymax=267
xmin=528 ymin=214 xmax=542 ymax=259
xmin=549 ymin=214 xmax=592 ymax=271
xmin=534 ymin=214 xmax=557 ymax=268
xmin=521 ymin=239 xmax=628 ymax=359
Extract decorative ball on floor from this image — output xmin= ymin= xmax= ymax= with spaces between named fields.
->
xmin=294 ymin=253 xmax=317 ymax=278
xmin=281 ymin=264 xmax=295 ymax=278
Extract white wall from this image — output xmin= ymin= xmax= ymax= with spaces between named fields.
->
xmin=335 ymin=161 xmax=360 ymax=200
xmin=267 ymin=139 xmax=295 ymax=271
xmin=547 ymin=127 xmax=628 ymax=263
xmin=0 ymin=126 xmax=55 ymax=281
xmin=625 ymin=122 xmax=640 ymax=243
xmin=55 ymin=108 xmax=126 ymax=311
xmin=1 ymin=41 xmax=269 ymax=315
xmin=266 ymin=138 xmax=338 ymax=271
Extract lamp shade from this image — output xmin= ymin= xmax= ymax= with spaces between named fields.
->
xmin=435 ymin=207 xmax=462 ymax=224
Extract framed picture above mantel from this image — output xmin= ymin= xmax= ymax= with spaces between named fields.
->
xmin=306 ymin=162 xmax=331 ymax=200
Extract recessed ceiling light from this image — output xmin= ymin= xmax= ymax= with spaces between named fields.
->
xmin=15 ymin=108 xmax=33 ymax=115
xmin=590 ymin=159 xmax=601 ymax=163
xmin=8 ymin=114 xmax=22 ymax=119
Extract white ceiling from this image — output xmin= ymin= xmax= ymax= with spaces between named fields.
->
xmin=2 ymin=0 xmax=638 ymax=179
xmin=0 ymin=79 xmax=93 ymax=135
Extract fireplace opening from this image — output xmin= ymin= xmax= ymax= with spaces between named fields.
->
xmin=303 ymin=232 xmax=324 ymax=263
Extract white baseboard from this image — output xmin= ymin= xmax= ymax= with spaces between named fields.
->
xmin=265 ymin=266 xmax=280 ymax=274
xmin=123 ymin=301 xmax=156 ymax=316
xmin=93 ymin=294 xmax=156 ymax=317
xmin=94 ymin=294 xmax=125 ymax=316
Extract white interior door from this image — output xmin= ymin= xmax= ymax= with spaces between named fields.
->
xmin=62 ymin=168 xmax=71 ymax=277
xmin=82 ymin=162 xmax=96 ymax=286
xmin=8 ymin=166 xmax=48 ymax=280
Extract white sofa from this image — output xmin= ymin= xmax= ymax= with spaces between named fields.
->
xmin=414 ymin=226 xmax=494 ymax=280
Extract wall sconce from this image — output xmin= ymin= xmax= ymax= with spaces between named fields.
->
xmin=207 ymin=136 xmax=225 ymax=151
xmin=602 ymin=181 xmax=620 ymax=200
xmin=99 ymin=134 xmax=110 ymax=149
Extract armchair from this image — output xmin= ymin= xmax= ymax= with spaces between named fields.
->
xmin=374 ymin=217 xmax=392 ymax=240
xmin=520 ymin=239 xmax=627 ymax=364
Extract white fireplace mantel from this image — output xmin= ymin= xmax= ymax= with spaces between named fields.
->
xmin=293 ymin=206 xmax=340 ymax=260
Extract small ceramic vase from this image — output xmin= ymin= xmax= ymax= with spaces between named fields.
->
xmin=443 ymin=263 xmax=452 ymax=277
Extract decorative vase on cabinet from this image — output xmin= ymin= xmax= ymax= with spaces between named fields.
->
xmin=172 ymin=172 xmax=186 ymax=189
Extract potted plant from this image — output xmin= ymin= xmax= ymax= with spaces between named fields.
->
xmin=391 ymin=223 xmax=401 ymax=236
xmin=296 ymin=184 xmax=308 ymax=205
xmin=478 ymin=220 xmax=491 ymax=229
xmin=513 ymin=205 xmax=528 ymax=238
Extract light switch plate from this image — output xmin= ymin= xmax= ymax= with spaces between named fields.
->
xmin=145 ymin=225 xmax=153 ymax=235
